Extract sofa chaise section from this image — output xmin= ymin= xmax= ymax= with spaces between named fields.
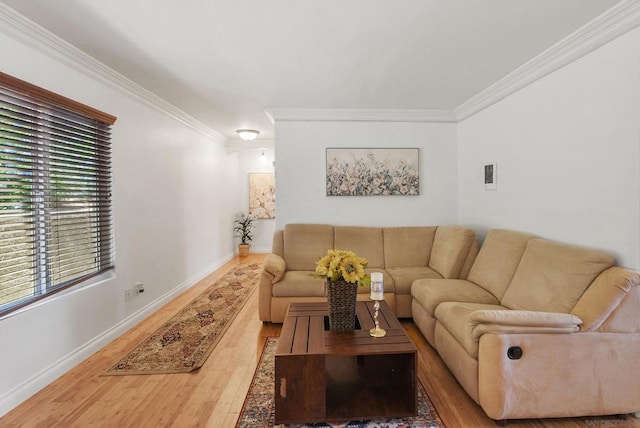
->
xmin=412 ymin=229 xmax=640 ymax=421
xmin=412 ymin=229 xmax=536 ymax=345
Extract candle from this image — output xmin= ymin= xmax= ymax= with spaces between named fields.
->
xmin=370 ymin=272 xmax=384 ymax=301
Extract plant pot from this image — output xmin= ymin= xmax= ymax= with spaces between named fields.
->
xmin=238 ymin=244 xmax=250 ymax=258
xmin=326 ymin=279 xmax=358 ymax=331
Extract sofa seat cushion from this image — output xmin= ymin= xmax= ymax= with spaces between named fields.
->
xmin=387 ymin=267 xmax=441 ymax=295
xmin=273 ymin=270 xmax=384 ymax=297
xmin=434 ymin=302 xmax=509 ymax=358
xmin=411 ymin=279 xmax=500 ymax=316
xmin=501 ymin=239 xmax=615 ymax=313
xmin=272 ymin=271 xmax=327 ymax=297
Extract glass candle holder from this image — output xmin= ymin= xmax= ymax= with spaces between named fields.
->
xmin=369 ymin=272 xmax=386 ymax=338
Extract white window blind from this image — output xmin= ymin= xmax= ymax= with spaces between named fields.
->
xmin=0 ymin=72 xmax=116 ymax=315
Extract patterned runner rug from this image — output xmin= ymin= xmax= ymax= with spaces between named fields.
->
xmin=104 ymin=262 xmax=262 ymax=375
xmin=237 ymin=338 xmax=445 ymax=428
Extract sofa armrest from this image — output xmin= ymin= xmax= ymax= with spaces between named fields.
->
xmin=259 ymin=254 xmax=287 ymax=322
xmin=263 ymin=253 xmax=286 ymax=284
xmin=478 ymin=332 xmax=640 ymax=420
xmin=469 ymin=310 xmax=582 ymax=339
xmin=571 ymin=267 xmax=640 ymax=332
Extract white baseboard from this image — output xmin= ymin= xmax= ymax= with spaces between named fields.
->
xmin=0 ymin=252 xmax=235 ymax=417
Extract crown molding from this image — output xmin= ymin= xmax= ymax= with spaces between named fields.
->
xmin=265 ymin=108 xmax=457 ymax=123
xmin=2 ymin=1 xmax=638 ymax=133
xmin=0 ymin=4 xmax=226 ymax=144
xmin=455 ymin=0 xmax=640 ymax=121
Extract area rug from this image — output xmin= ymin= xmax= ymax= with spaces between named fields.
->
xmin=236 ymin=338 xmax=445 ymax=428
xmin=104 ymin=262 xmax=262 ymax=375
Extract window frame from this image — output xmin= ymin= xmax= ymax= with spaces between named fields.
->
xmin=0 ymin=72 xmax=117 ymax=316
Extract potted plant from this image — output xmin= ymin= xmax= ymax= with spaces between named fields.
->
xmin=234 ymin=213 xmax=255 ymax=257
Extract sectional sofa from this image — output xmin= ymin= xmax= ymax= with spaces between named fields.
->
xmin=258 ymin=223 xmax=478 ymax=322
xmin=258 ymin=224 xmax=640 ymax=422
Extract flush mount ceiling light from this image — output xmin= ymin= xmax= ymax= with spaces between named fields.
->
xmin=236 ymin=129 xmax=260 ymax=141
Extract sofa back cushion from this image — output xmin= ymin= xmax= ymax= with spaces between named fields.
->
xmin=428 ymin=226 xmax=477 ymax=279
xmin=459 ymin=241 xmax=479 ymax=279
xmin=501 ymin=239 xmax=615 ymax=313
xmin=383 ymin=226 xmax=437 ymax=268
xmin=334 ymin=226 xmax=385 ymax=268
xmin=283 ymin=224 xmax=334 ymax=271
xmin=467 ymin=229 xmax=536 ymax=299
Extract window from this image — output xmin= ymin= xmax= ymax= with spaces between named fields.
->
xmin=0 ymin=72 xmax=116 ymax=315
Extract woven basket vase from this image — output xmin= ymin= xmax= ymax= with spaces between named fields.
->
xmin=326 ymin=279 xmax=358 ymax=331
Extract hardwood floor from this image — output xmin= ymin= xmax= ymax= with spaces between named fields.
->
xmin=1 ymin=254 xmax=638 ymax=427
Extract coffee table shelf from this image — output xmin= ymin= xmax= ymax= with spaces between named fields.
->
xmin=275 ymin=301 xmax=417 ymax=424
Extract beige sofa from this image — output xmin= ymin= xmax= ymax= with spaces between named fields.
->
xmin=258 ymin=223 xmax=478 ymax=322
xmin=411 ymin=229 xmax=640 ymax=421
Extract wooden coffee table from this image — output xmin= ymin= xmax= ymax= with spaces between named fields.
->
xmin=274 ymin=301 xmax=417 ymax=424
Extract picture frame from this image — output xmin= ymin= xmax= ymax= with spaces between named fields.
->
xmin=484 ymin=162 xmax=497 ymax=190
xmin=326 ymin=148 xmax=419 ymax=196
xmin=249 ymin=172 xmax=275 ymax=218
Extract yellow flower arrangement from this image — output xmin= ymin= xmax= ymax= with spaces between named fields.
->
xmin=314 ymin=249 xmax=371 ymax=286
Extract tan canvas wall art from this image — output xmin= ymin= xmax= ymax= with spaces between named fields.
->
xmin=249 ymin=172 xmax=275 ymax=218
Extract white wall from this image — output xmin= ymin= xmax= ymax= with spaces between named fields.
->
xmin=0 ymin=28 xmax=241 ymax=414
xmin=274 ymin=120 xmax=459 ymax=229
xmin=3 ymin=3 xmax=640 ymax=417
xmin=234 ymin=147 xmax=275 ymax=252
xmin=458 ymin=26 xmax=640 ymax=269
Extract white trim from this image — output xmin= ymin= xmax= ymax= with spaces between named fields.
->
xmin=2 ymin=2 xmax=639 ymax=131
xmin=265 ymin=108 xmax=457 ymax=123
xmin=2 ymin=2 xmax=639 ymax=130
xmin=0 ymin=252 xmax=235 ymax=417
xmin=267 ymin=2 xmax=640 ymax=125
xmin=0 ymin=4 xmax=225 ymax=144
xmin=455 ymin=0 xmax=640 ymax=121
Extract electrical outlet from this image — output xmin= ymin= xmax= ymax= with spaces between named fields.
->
xmin=135 ymin=282 xmax=145 ymax=294
xmin=124 ymin=288 xmax=132 ymax=302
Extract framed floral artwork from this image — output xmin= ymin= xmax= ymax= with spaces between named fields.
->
xmin=249 ymin=172 xmax=275 ymax=218
xmin=326 ymin=148 xmax=419 ymax=196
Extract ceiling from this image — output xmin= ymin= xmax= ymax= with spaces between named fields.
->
xmin=0 ymin=0 xmax=620 ymax=141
